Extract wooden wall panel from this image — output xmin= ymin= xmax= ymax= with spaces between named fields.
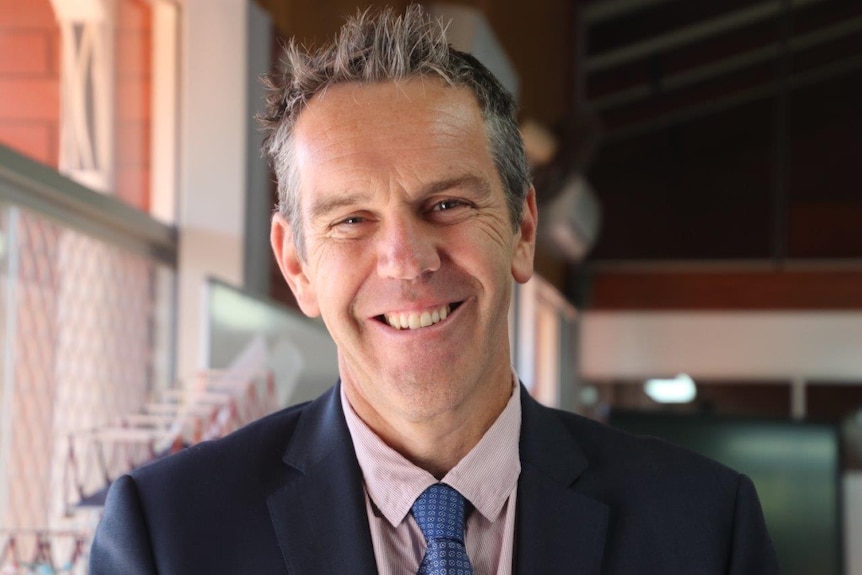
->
xmin=114 ymin=0 xmax=153 ymax=211
xmin=256 ymin=0 xmax=574 ymax=126
xmin=0 ymin=0 xmax=60 ymax=167
xmin=588 ymin=269 xmax=862 ymax=310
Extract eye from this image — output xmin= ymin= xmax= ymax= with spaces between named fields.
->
xmin=427 ymin=198 xmax=474 ymax=224
xmin=328 ymin=214 xmax=372 ymax=239
xmin=432 ymin=199 xmax=466 ymax=212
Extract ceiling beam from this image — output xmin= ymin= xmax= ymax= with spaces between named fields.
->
xmin=590 ymin=15 xmax=862 ymax=111
xmin=585 ymin=0 xmax=824 ymax=74
xmin=602 ymin=52 xmax=862 ymax=143
xmin=581 ymin=0 xmax=675 ymax=25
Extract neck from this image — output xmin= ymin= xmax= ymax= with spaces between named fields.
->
xmin=343 ymin=374 xmax=513 ymax=479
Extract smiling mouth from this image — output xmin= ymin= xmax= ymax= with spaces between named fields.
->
xmin=377 ymin=302 xmax=463 ymax=330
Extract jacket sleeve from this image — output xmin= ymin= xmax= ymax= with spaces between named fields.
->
xmin=727 ymin=474 xmax=780 ymax=575
xmin=89 ymin=475 xmax=158 ymax=575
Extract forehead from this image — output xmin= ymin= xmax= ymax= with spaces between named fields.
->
xmin=291 ymin=78 xmax=492 ymax=187
xmin=296 ymin=77 xmax=483 ymax=137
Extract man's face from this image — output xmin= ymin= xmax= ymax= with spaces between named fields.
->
xmin=272 ymin=78 xmax=536 ymax=429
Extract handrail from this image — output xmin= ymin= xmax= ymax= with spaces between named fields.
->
xmin=62 ymin=369 xmax=277 ymax=513
xmin=0 ymin=144 xmax=177 ymax=266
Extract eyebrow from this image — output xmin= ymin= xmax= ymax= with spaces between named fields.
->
xmin=306 ymin=174 xmax=493 ymax=221
xmin=307 ymin=192 xmax=374 ymax=222
xmin=421 ymin=175 xmax=492 ymax=199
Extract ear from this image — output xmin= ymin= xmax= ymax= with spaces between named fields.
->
xmin=511 ymin=186 xmax=538 ymax=284
xmin=270 ymin=213 xmax=321 ymax=317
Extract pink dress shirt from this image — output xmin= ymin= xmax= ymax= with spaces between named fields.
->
xmin=341 ymin=382 xmax=521 ymax=575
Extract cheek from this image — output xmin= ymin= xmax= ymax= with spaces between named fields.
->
xmin=311 ymin=247 xmax=371 ymax=317
xmin=457 ymin=229 xmax=516 ymax=278
xmin=473 ymin=210 xmax=516 ymax=248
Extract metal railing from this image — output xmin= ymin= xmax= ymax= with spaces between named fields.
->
xmin=0 ymin=529 xmax=88 ymax=575
xmin=61 ymin=369 xmax=277 ymax=516
xmin=0 ymin=146 xmax=176 ymax=266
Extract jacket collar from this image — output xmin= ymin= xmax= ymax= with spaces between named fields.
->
xmin=515 ymin=385 xmax=609 ymax=575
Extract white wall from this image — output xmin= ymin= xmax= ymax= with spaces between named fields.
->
xmin=581 ymin=311 xmax=862 ymax=381
xmin=176 ymin=0 xmax=272 ymax=379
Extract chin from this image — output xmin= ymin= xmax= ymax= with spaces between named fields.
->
xmin=388 ymin=376 xmax=466 ymax=412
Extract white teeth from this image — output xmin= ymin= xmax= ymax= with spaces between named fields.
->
xmin=384 ymin=304 xmax=452 ymax=330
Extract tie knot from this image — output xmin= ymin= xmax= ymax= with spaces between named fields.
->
xmin=411 ymin=483 xmax=467 ymax=543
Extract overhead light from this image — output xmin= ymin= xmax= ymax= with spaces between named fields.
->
xmin=644 ymin=373 xmax=697 ymax=404
xmin=579 ymin=385 xmax=599 ymax=407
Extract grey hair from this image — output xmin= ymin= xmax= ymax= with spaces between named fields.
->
xmin=259 ymin=5 xmax=530 ymax=257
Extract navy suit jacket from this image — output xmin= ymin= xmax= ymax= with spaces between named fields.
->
xmin=89 ymin=384 xmax=778 ymax=574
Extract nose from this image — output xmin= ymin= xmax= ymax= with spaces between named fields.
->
xmin=376 ymin=215 xmax=441 ymax=280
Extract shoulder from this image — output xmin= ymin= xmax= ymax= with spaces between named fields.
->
xmin=532 ymin=407 xmax=779 ymax=573
xmin=130 ymin=399 xmax=313 ymax=493
xmin=557 ymin=407 xmax=730 ymax=471
xmin=536 ymin=404 xmax=744 ymax=502
xmin=91 ymin=397 xmax=333 ymax=573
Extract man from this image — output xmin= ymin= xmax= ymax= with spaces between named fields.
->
xmin=90 ymin=6 xmax=778 ymax=574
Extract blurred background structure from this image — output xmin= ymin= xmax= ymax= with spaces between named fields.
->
xmin=0 ymin=0 xmax=860 ymax=573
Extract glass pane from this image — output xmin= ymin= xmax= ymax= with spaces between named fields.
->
xmin=0 ymin=199 xmax=174 ymax=571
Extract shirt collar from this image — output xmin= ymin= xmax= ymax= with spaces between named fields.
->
xmin=341 ymin=376 xmax=522 ymax=527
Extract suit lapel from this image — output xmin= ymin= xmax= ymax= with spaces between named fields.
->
xmin=265 ymin=384 xmax=609 ymax=574
xmin=515 ymin=387 xmax=609 ymax=575
xmin=267 ymin=384 xmax=377 ymax=575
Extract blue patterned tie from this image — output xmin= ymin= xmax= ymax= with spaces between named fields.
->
xmin=411 ymin=483 xmax=475 ymax=575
